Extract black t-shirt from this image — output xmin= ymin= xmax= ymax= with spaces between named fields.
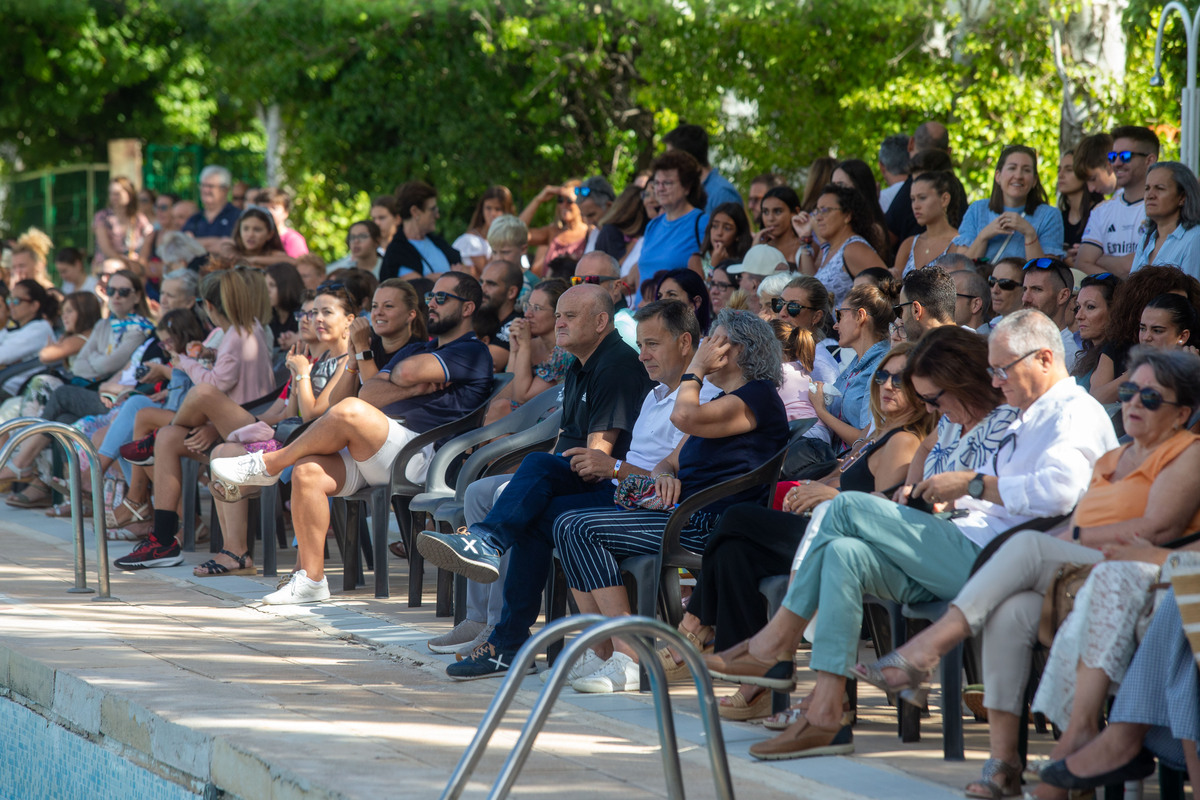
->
xmin=885 ymin=176 xmax=922 ymax=244
xmin=557 ymin=329 xmax=653 ymax=456
xmin=492 ymin=309 xmax=522 ymax=352
xmin=379 ymin=332 xmax=493 ymax=432
xmin=369 ymin=333 xmax=401 ymax=370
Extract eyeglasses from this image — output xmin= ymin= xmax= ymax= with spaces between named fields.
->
xmin=347 ymin=233 xmax=372 ymax=243
xmin=771 ymin=298 xmax=818 ymax=316
xmin=109 ymin=287 xmax=135 ymax=299
xmin=834 ymin=306 xmax=855 ymax=320
xmin=571 ymin=275 xmax=618 ymax=286
xmin=526 ymin=303 xmax=551 ymax=314
xmin=873 ymin=368 xmax=904 ymax=389
xmin=988 ymin=276 xmax=1021 ymax=291
xmin=955 ymin=293 xmax=976 ymax=300
xmin=155 ymin=203 xmax=172 ymax=211
xmin=914 ymin=386 xmax=946 ymax=407
xmin=556 ymin=196 xmax=576 ymax=205
xmin=199 ymin=182 xmax=226 ymax=190
xmin=293 ymin=309 xmax=317 ymax=321
xmin=893 ymin=301 xmax=915 ymax=317
xmin=707 ymin=280 xmax=734 ymax=291
xmin=425 ymin=291 xmax=469 ymax=306
xmin=5 ymin=296 xmax=30 ymax=307
xmin=1117 ymin=381 xmax=1185 ymax=411
xmin=812 ymin=206 xmax=842 ymax=217
xmin=1107 ymin=151 xmax=1153 ymax=164
xmin=653 ymin=179 xmax=677 ymax=190
xmin=987 ymin=349 xmax=1040 ymax=381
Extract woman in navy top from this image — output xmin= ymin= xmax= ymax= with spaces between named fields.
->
xmin=551 ymin=307 xmax=789 ymax=693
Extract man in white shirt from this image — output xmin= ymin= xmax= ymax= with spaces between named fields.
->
xmin=1021 ymin=257 xmax=1080 ymax=370
xmin=1077 ymin=126 xmax=1159 ymax=278
xmin=427 ymin=300 xmax=719 ymax=673
xmin=704 ymin=309 xmax=1116 ymax=760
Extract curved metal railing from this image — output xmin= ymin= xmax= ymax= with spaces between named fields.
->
xmin=0 ymin=417 xmax=113 ymax=600
xmin=442 ymin=614 xmax=734 ymax=800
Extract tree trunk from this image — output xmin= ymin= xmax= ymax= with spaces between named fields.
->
xmin=1053 ymin=0 xmax=1129 ymax=152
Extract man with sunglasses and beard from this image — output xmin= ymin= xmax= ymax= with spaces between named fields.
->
xmin=1022 ymin=256 xmax=1082 ymax=369
xmin=210 ymin=272 xmax=493 ymax=605
xmin=572 ymin=251 xmax=638 ymax=349
xmin=1077 ymin=126 xmax=1160 ymax=279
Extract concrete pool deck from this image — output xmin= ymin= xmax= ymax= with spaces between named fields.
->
xmin=0 ymin=502 xmax=1067 ymax=800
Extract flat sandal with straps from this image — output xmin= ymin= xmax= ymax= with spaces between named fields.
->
xmin=193 ymin=550 xmax=256 ymax=577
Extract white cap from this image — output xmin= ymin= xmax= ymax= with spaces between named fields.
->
xmin=726 ymin=244 xmax=787 ymax=277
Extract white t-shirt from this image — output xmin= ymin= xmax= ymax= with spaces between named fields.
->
xmin=1081 ymin=190 xmax=1146 ymax=259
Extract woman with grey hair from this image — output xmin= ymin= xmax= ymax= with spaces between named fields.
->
xmin=857 ymin=344 xmax=1200 ymax=800
xmin=1131 ymin=161 xmax=1200 ymax=277
xmin=756 ymin=271 xmax=795 ymax=321
xmin=549 ymin=308 xmax=789 ymax=693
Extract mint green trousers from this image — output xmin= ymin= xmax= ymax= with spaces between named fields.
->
xmin=782 ymin=491 xmax=983 ymax=677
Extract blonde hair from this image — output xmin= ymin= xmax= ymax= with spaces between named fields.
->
xmin=725 ymin=288 xmax=751 ymax=311
xmin=769 ymin=318 xmax=816 ymax=372
xmin=12 ymin=228 xmax=54 ymax=286
xmin=200 ymin=268 xmax=262 ymax=333
xmin=487 ymin=215 xmax=529 ymax=250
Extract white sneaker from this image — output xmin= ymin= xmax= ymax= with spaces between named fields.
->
xmin=454 ymin=625 xmax=495 ymax=658
xmin=262 ymin=569 xmax=330 ymax=605
xmin=571 ymin=652 xmax=639 ymax=694
xmin=211 ymin=451 xmax=279 ymax=488
xmin=542 ymin=647 xmax=604 ymax=684
xmin=427 ymin=619 xmax=487 ymax=654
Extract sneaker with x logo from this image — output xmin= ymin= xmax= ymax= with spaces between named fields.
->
xmin=416 ymin=526 xmax=501 ymax=583
xmin=446 ymin=641 xmax=536 ymax=681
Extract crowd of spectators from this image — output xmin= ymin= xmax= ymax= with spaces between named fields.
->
xmin=1 ymin=119 xmax=1199 ymax=790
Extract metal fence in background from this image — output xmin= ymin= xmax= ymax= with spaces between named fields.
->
xmin=143 ymin=144 xmax=265 ymax=204
xmin=5 ymin=164 xmax=110 ymax=264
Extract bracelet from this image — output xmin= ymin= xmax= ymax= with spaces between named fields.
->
xmin=652 ymin=471 xmax=676 ymax=481
xmin=294 ymin=374 xmax=310 ymax=383
xmin=612 ymin=459 xmax=622 ymax=479
xmin=344 ymin=364 xmax=359 ymax=374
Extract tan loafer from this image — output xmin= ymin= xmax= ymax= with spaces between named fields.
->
xmin=749 ymin=716 xmax=853 ymax=761
xmin=704 ymin=640 xmax=795 ymax=691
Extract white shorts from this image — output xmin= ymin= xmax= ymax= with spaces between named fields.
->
xmin=334 ymin=418 xmax=429 ymax=497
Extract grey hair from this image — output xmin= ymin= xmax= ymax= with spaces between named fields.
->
xmin=158 ymin=231 xmax=208 ymax=264
xmin=1144 ymin=161 xmax=1200 ymax=234
xmin=199 ymin=165 xmax=232 ymax=189
xmin=1125 ymin=345 xmax=1200 ymax=411
xmin=162 ymin=268 xmax=199 ymax=300
xmin=757 ymin=272 xmax=793 ymax=302
xmin=713 ymin=308 xmax=783 ymax=386
xmin=878 ymin=133 xmax=911 ymax=175
xmin=930 ymin=252 xmax=977 ymax=273
xmin=577 ymin=250 xmax=620 ymax=277
xmin=991 ymin=308 xmax=1065 ymax=365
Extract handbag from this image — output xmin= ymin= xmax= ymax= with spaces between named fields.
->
xmin=614 ymin=473 xmax=674 ymax=511
xmin=1037 ymin=562 xmax=1094 ymax=648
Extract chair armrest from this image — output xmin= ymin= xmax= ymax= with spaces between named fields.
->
xmin=0 ymin=358 xmax=50 ymax=388
xmin=455 ymin=410 xmax=563 ymax=499
xmin=660 ymin=445 xmax=790 ymax=560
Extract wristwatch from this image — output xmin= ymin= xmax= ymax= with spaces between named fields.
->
xmin=680 ymin=373 xmax=703 ymax=387
xmin=355 ymin=349 xmax=374 ymax=362
xmin=967 ymin=472 xmax=985 ymax=500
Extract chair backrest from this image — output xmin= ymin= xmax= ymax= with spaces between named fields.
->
xmin=469 ymin=410 xmax=563 ymax=488
xmin=387 ymin=373 xmax=514 ymax=496
xmin=0 ymin=358 xmax=54 ymax=393
xmin=660 ymin=444 xmax=791 ymax=570
xmin=422 ymin=385 xmax=564 ymax=497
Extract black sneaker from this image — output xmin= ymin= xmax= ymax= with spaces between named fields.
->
xmin=446 ymin=642 xmax=535 ymax=681
xmin=114 ymin=538 xmax=183 ymax=570
xmin=416 ymin=528 xmax=501 ymax=583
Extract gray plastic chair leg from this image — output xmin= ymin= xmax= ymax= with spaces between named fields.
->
xmin=181 ymin=457 xmax=199 ymax=551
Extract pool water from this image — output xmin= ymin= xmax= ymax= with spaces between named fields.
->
xmin=0 ymin=697 xmax=199 ymax=800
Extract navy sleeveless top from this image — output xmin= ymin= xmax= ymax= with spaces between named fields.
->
xmin=677 ymin=379 xmax=790 ymax=514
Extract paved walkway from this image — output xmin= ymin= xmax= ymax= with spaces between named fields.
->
xmin=0 ymin=498 xmax=1064 ymax=799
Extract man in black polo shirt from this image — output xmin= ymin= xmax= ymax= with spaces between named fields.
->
xmin=478 ymin=259 xmax=524 ymax=371
xmin=417 ymin=284 xmax=652 ymax=674
xmin=211 ymin=272 xmax=493 ymax=605
xmin=182 ymin=165 xmax=242 ymax=254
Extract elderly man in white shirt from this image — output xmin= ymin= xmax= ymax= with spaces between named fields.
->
xmin=425 ymin=299 xmax=719 ymax=658
xmin=703 ymin=308 xmax=1117 ymax=761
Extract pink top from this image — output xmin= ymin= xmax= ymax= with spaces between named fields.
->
xmin=177 ymin=322 xmax=275 ymax=405
xmin=92 ymin=209 xmax=154 ymax=266
xmin=280 ymin=228 xmax=310 ymax=258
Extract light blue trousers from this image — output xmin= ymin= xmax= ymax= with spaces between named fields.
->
xmin=782 ymin=491 xmax=983 ymax=678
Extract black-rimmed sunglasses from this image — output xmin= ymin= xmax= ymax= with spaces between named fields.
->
xmin=1117 ymin=381 xmax=1185 ymax=411
xmin=771 ymin=298 xmax=818 ymax=316
xmin=425 ymin=290 xmax=469 ymax=306
xmin=988 ymin=276 xmax=1021 ymax=291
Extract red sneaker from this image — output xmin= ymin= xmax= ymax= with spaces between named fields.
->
xmin=119 ymin=431 xmax=157 ymax=466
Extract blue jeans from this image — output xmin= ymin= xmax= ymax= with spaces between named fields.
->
xmin=471 ymin=452 xmax=616 ymax=651
xmin=99 ymin=394 xmax=160 ymax=484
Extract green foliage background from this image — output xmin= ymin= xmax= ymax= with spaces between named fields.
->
xmin=0 ymin=0 xmax=1188 ymax=259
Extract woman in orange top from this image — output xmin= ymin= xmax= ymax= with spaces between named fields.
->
xmin=853 ymin=345 xmax=1200 ymax=800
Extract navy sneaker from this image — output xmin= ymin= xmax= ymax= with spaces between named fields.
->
xmin=114 ymin=537 xmax=183 ymax=570
xmin=446 ymin=641 xmax=535 ymax=681
xmin=416 ymin=527 xmax=501 ymax=583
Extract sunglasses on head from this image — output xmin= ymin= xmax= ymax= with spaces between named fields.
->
xmin=1108 ymin=151 xmax=1152 ymax=164
xmin=1022 ymin=257 xmax=1072 ymax=287
xmin=575 ymin=186 xmax=602 ymax=199
xmin=571 ymin=275 xmax=618 ymax=286
xmin=1080 ymin=272 xmax=1118 ymax=289
xmin=771 ymin=298 xmax=818 ymax=316
xmin=1117 ymin=381 xmax=1185 ymax=411
xmin=109 ymin=287 xmax=135 ymax=299
xmin=316 ymin=281 xmax=344 ymax=293
xmin=988 ymin=276 xmax=1021 ymax=291
xmin=873 ymin=368 xmax=904 ymax=389
xmin=425 ymin=290 xmax=469 ymax=306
